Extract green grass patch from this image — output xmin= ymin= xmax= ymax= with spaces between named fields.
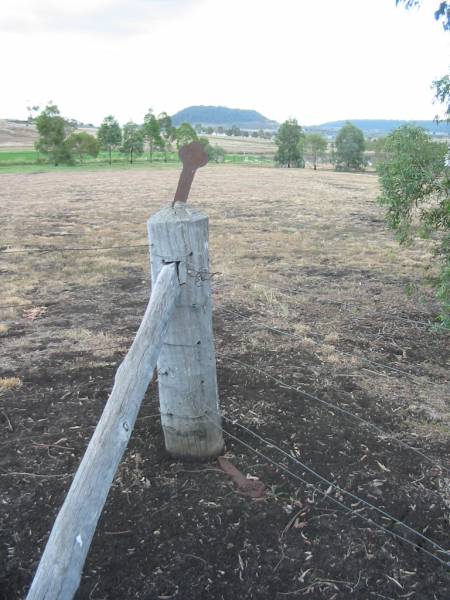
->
xmin=0 ymin=149 xmax=41 ymax=165
xmin=0 ymin=147 xmax=274 ymax=174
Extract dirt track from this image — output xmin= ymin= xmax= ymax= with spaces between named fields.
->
xmin=0 ymin=166 xmax=449 ymax=599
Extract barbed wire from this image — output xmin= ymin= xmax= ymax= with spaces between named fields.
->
xmin=218 ymin=306 xmax=445 ymax=386
xmin=6 ymin=333 xmax=446 ymax=481
xmin=217 ymin=271 xmax=436 ymax=328
xmin=0 ymin=239 xmax=440 ymax=329
xmin=187 ymin=266 xmax=221 ymax=286
xmin=1 ymin=285 xmax=445 ymax=388
xmin=221 ymin=414 xmax=449 ymax=556
xmin=2 ymin=309 xmax=448 ymax=568
xmin=205 ymin=414 xmax=450 ymax=568
xmin=217 ymin=352 xmax=450 ymax=475
xmin=0 ymin=243 xmax=149 ymax=255
xmin=4 ymin=323 xmax=445 ymax=474
xmin=0 ymin=243 xmax=442 ymax=328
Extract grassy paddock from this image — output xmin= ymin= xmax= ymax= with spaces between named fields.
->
xmin=0 ymin=148 xmax=273 ymax=174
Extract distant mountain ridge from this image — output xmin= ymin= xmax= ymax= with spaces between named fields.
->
xmin=171 ymin=108 xmax=449 ymax=137
xmin=171 ymin=105 xmax=279 ymax=130
xmin=306 ymin=119 xmax=450 ymax=137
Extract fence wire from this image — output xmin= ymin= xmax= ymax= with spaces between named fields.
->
xmin=0 ymin=243 xmax=149 ymax=255
xmin=205 ymin=414 xmax=450 ymax=568
xmin=217 ymin=306 xmax=445 ymax=386
xmin=217 ymin=352 xmax=450 ymax=476
xmin=217 ymin=271 xmax=437 ymax=328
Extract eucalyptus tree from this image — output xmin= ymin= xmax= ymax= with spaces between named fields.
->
xmin=120 ymin=121 xmax=144 ymax=164
xmin=274 ymin=119 xmax=305 ymax=168
xmin=97 ymin=115 xmax=122 ymax=165
xmin=143 ymin=109 xmax=163 ymax=162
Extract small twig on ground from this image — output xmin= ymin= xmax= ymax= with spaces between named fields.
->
xmin=178 ymin=553 xmax=208 ymax=565
xmin=2 ymin=411 xmax=13 ymax=432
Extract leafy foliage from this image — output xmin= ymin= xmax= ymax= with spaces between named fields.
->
xmin=158 ymin=113 xmax=176 ymax=162
xmin=396 ymin=0 xmax=450 ymax=30
xmin=305 ymin=132 xmax=328 ymax=170
xmin=176 ymin=122 xmax=198 ymax=148
xmin=97 ymin=116 xmax=122 ymax=165
xmin=120 ymin=122 xmax=144 ymax=163
xmin=432 ymin=74 xmax=450 ymax=122
xmin=65 ymin=132 xmax=100 ymax=163
xmin=198 ymin=137 xmax=226 ymax=163
xmin=274 ymin=119 xmax=305 ymax=168
xmin=334 ymin=122 xmax=365 ymax=171
xmin=377 ymin=125 xmax=449 ymax=326
xmin=35 ymin=104 xmax=74 ymax=165
xmin=142 ymin=109 xmax=162 ymax=162
xmin=225 ymin=125 xmax=242 ymax=137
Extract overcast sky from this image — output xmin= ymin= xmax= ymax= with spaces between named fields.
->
xmin=1 ymin=0 xmax=449 ymax=126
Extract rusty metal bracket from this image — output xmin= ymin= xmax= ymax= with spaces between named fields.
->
xmin=172 ymin=141 xmax=208 ymax=206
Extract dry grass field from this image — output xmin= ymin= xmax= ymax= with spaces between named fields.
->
xmin=0 ymin=165 xmax=449 ymax=599
xmin=205 ymin=135 xmax=275 ymax=155
xmin=0 ymin=120 xmax=38 ymax=148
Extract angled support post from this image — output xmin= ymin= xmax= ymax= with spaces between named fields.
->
xmin=27 ymin=262 xmax=181 ymax=600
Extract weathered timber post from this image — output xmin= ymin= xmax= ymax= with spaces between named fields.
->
xmin=148 ymin=143 xmax=224 ymax=459
xmin=27 ymin=263 xmax=180 ymax=600
xmin=148 ymin=204 xmax=224 ymax=458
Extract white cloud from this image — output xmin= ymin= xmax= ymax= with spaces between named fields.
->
xmin=0 ymin=0 xmax=197 ymax=34
xmin=0 ymin=0 xmax=448 ymax=125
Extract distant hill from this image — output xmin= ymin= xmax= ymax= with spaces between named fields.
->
xmin=0 ymin=120 xmax=38 ymax=148
xmin=172 ymin=105 xmax=279 ymax=130
xmin=0 ymin=119 xmax=97 ymax=148
xmin=306 ymin=119 xmax=450 ymax=138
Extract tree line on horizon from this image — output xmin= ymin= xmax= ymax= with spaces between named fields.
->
xmin=32 ymin=105 xmax=226 ymax=166
xmin=274 ymin=119 xmax=378 ymax=171
xmin=26 ymin=101 xmax=450 ymax=327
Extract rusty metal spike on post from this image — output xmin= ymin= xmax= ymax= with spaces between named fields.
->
xmin=150 ymin=140 xmax=223 ymax=460
xmin=172 ymin=141 xmax=208 ymax=206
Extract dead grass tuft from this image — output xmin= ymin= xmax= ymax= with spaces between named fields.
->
xmin=324 ymin=332 xmax=339 ymax=343
xmin=62 ymin=328 xmax=127 ymax=356
xmin=0 ymin=377 xmax=22 ymax=392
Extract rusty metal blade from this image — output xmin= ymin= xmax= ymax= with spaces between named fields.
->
xmin=173 ymin=141 xmax=208 ymax=205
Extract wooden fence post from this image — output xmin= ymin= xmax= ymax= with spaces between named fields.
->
xmin=27 ymin=263 xmax=181 ymax=600
xmin=148 ymin=202 xmax=224 ymax=459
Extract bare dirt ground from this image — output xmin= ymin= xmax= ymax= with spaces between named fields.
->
xmin=0 ymin=165 xmax=449 ymax=599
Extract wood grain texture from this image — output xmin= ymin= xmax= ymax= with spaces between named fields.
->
xmin=148 ymin=203 xmax=224 ymax=459
xmin=27 ymin=263 xmax=180 ymax=600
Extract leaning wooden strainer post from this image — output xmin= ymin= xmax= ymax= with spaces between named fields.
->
xmin=148 ymin=141 xmax=224 ymax=458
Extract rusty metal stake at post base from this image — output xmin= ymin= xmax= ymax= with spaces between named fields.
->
xmin=172 ymin=141 xmax=209 ymax=206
